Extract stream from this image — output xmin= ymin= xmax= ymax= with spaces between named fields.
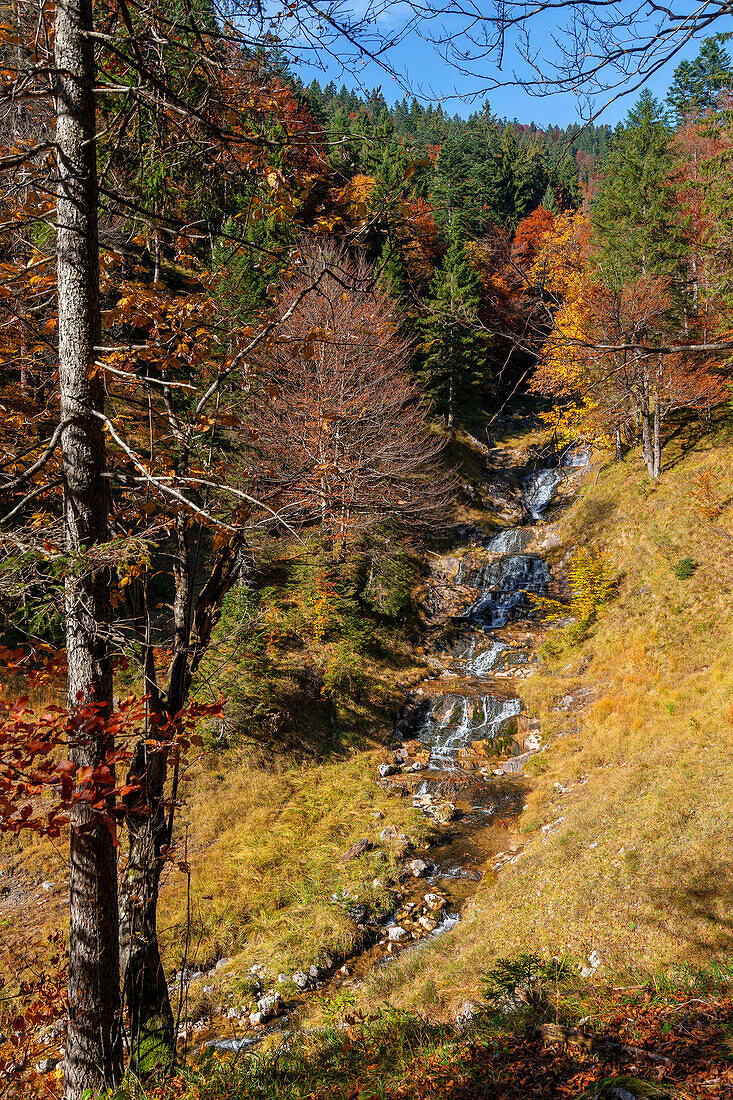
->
xmin=204 ymin=441 xmax=589 ymax=1052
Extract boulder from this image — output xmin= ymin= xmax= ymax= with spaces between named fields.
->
xmin=256 ymin=990 xmax=282 ymax=1018
xmin=291 ymin=971 xmax=310 ymax=990
xmin=388 ymin=925 xmax=408 ymax=942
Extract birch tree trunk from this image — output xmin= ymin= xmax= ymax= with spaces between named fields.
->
xmin=54 ymin=0 xmax=123 ymax=1095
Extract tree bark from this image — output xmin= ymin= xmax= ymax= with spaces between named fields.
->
xmin=652 ymin=393 xmax=662 ymax=479
xmin=54 ymin=0 xmax=123 ymax=1095
xmin=640 ymin=357 xmax=654 ymax=477
xmin=614 ymin=425 xmax=622 ymax=461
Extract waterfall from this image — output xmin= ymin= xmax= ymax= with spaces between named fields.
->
xmin=465 ymin=555 xmax=549 ymax=630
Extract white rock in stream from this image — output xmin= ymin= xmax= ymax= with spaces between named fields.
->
xmin=388 ymin=925 xmax=408 ymax=942
xmin=256 ymin=991 xmax=282 ymax=1017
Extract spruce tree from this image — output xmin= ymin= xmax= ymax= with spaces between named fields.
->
xmin=419 ymin=220 xmax=491 ymax=427
xmin=667 ymin=35 xmax=733 ymax=123
xmin=592 ymin=91 xmax=685 ymax=289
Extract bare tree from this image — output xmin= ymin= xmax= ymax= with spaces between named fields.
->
xmin=250 ymin=244 xmax=453 ymax=558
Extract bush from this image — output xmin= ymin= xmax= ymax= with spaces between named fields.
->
xmin=672 ymin=557 xmax=695 ymax=580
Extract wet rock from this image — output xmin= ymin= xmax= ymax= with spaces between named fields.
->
xmin=340 ymin=838 xmax=373 ymax=861
xmin=424 ymin=892 xmax=446 ymax=912
xmin=388 ymin=925 xmax=408 ymax=942
xmin=256 ymin=990 xmax=282 ymax=1017
xmin=417 ymin=915 xmax=438 ymax=933
xmin=291 ymin=971 xmax=310 ymax=990
xmin=409 ymin=858 xmax=429 ymax=878
xmin=347 ymin=903 xmax=369 ymax=926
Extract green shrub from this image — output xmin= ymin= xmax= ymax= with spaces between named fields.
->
xmin=672 ymin=557 xmax=695 ymax=580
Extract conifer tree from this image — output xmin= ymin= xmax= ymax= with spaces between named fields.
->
xmin=419 ymin=220 xmax=491 ymax=426
xmin=667 ymin=35 xmax=733 ymax=123
xmin=593 ymin=91 xmax=685 ymax=290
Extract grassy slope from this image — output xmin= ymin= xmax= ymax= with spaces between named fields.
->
xmin=350 ymin=411 xmax=733 ymax=1020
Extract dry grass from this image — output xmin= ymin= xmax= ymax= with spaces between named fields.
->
xmin=348 ymin=413 xmax=733 ymax=1018
xmin=157 ymin=748 xmax=433 ymax=980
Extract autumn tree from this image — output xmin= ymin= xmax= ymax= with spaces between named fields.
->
xmin=0 ymin=1 xmax=419 ymax=1095
xmin=249 ymin=243 xmax=451 ymax=559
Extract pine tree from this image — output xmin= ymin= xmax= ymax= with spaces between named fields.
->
xmin=419 ymin=220 xmax=491 ymax=426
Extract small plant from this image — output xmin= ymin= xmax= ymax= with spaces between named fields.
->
xmin=480 ymin=953 xmax=570 ymax=1005
xmin=672 ymin=557 xmax=695 ymax=580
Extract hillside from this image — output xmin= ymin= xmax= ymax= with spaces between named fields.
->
xmin=128 ymin=406 xmax=733 ymax=1100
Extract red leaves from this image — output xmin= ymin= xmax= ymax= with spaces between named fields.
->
xmin=0 ymin=694 xmax=222 ymax=839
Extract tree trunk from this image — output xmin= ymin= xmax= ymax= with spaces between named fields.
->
xmin=54 ymin=0 xmax=123 ymax=1095
xmin=614 ymin=425 xmax=622 ymax=461
xmin=120 ymin=741 xmax=175 ymax=1077
xmin=119 ymin=508 xmax=192 ymax=1075
xmin=640 ymin=358 xmax=654 ymax=477
xmin=652 ymin=395 xmax=662 ymax=479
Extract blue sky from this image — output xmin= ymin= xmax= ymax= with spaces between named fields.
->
xmin=293 ymin=9 xmax=732 ymax=128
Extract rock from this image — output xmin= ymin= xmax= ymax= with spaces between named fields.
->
xmin=380 ymin=825 xmax=398 ymax=843
xmin=424 ymin=892 xmax=445 ymax=911
xmin=339 ymin=965 xmax=351 ymax=976
xmin=417 ymin=915 xmax=437 ymax=933
xmin=226 ymin=1007 xmax=238 ymax=1019
xmin=256 ymin=990 xmax=282 ymax=1017
xmin=433 ymin=802 xmax=455 ymax=824
xmin=378 ymin=763 xmax=398 ymax=778
xmin=409 ymin=859 xmax=429 ymax=878
xmin=41 ymin=882 xmax=54 ymax=892
xmin=388 ymin=925 xmax=408 ymax=942
xmin=393 ymin=833 xmax=413 ymax=857
xmin=455 ymin=1001 xmax=477 ymax=1030
xmin=35 ymin=1056 xmax=59 ymax=1073
xmin=291 ymin=971 xmax=310 ymax=990
xmin=248 ymin=1011 xmax=263 ymax=1027
xmin=308 ymin=964 xmax=321 ymax=980
xmin=277 ymin=973 xmax=288 ymax=984
xmin=347 ymin=903 xmax=369 ymax=926
xmin=372 ymin=878 xmax=384 ymax=889
xmin=215 ymin=957 xmax=232 ymax=971
xmin=340 ymin=838 xmax=373 ymax=862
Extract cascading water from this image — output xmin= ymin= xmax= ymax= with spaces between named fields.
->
xmin=486 ymin=527 xmax=533 ymax=554
xmin=522 ymin=467 xmax=566 ymax=520
xmin=465 ymin=554 xmax=550 ymax=630
xmin=420 ymin=693 xmax=522 ymax=763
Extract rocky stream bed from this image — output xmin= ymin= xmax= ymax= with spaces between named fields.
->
xmin=184 ymin=437 xmax=592 ymax=1055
